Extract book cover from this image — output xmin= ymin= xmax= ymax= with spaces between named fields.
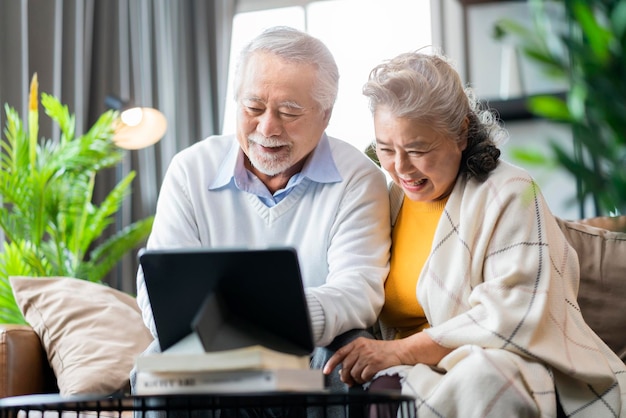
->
xmin=135 ymin=342 xmax=311 ymax=373
xmin=134 ymin=368 xmax=324 ymax=395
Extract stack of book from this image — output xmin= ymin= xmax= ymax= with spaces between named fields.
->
xmin=134 ymin=344 xmax=324 ymax=395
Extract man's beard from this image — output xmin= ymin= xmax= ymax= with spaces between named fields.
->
xmin=246 ymin=133 xmax=293 ymax=176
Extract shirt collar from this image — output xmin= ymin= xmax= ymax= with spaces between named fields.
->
xmin=210 ymin=134 xmax=342 ymax=190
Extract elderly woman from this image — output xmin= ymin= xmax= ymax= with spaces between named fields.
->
xmin=323 ymin=51 xmax=626 ymax=417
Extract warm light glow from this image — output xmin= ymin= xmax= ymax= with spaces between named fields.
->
xmin=113 ymin=107 xmax=167 ymax=150
xmin=120 ymin=107 xmax=144 ymax=127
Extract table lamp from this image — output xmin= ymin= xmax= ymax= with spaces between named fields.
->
xmin=105 ymin=95 xmax=167 ymax=150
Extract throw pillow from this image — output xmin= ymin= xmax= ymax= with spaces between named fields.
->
xmin=10 ymin=276 xmax=153 ymax=396
xmin=556 ymin=218 xmax=626 ymax=362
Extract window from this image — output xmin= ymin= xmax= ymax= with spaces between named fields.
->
xmin=221 ymin=0 xmax=433 ymax=153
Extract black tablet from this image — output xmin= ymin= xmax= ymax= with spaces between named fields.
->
xmin=139 ymin=247 xmax=314 ymax=356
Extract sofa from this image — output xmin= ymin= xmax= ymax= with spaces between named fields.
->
xmin=0 ymin=216 xmax=624 ymax=399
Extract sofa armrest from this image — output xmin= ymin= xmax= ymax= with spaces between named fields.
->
xmin=579 ymin=215 xmax=626 ymax=233
xmin=0 ymin=324 xmax=57 ymax=397
xmin=557 ymin=217 xmax=626 ymax=362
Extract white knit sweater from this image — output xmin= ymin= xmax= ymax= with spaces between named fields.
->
xmin=136 ymin=134 xmax=391 ymax=347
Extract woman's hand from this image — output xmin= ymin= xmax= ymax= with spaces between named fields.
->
xmin=322 ymin=332 xmax=453 ymax=386
xmin=322 ymin=337 xmax=404 ymax=386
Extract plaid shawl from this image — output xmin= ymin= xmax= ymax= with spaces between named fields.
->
xmin=383 ymin=161 xmax=626 ymax=417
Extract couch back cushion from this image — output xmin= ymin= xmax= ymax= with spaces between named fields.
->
xmin=557 ymin=217 xmax=626 ymax=361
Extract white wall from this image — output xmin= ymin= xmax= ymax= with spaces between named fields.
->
xmin=457 ymin=1 xmax=587 ymax=220
xmin=465 ymin=1 xmax=568 ymax=99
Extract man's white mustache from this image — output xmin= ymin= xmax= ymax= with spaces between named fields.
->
xmin=248 ymin=134 xmax=289 ymax=148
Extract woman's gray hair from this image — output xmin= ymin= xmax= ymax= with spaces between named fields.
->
xmin=363 ymin=51 xmax=507 ymax=181
xmin=234 ymin=26 xmax=339 ymax=112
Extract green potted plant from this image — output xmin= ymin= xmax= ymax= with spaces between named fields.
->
xmin=0 ymin=74 xmax=154 ymax=323
xmin=493 ymin=0 xmax=626 ymax=221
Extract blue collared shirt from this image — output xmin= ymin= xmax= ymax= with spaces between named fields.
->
xmin=209 ymin=134 xmax=342 ymax=207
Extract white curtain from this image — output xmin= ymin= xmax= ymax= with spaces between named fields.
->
xmin=0 ymin=0 xmax=236 ymax=293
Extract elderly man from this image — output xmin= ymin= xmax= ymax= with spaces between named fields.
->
xmin=133 ymin=26 xmax=390 ymax=395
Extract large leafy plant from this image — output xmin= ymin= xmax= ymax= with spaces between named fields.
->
xmin=0 ymin=74 xmax=154 ymax=323
xmin=493 ymin=0 xmax=626 ymax=218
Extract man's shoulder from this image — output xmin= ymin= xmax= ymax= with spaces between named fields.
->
xmin=326 ymin=135 xmax=366 ymax=153
xmin=323 ymin=137 xmax=388 ymax=199
xmin=184 ymin=134 xmax=235 ymax=150
xmin=175 ymin=134 xmax=235 ymax=160
xmin=164 ymin=135 xmax=237 ymax=182
xmin=326 ymin=136 xmax=379 ymax=170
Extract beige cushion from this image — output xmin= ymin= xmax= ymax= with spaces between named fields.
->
xmin=10 ymin=276 xmax=153 ymax=396
xmin=557 ymin=218 xmax=626 ymax=361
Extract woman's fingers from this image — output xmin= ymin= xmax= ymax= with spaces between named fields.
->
xmin=323 ymin=349 xmax=347 ymax=375
xmin=323 ymin=337 xmax=394 ymax=385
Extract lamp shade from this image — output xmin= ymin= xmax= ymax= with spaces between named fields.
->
xmin=105 ymin=95 xmax=167 ymax=150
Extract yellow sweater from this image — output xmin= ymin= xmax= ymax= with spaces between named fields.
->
xmin=379 ymin=196 xmax=447 ymax=339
